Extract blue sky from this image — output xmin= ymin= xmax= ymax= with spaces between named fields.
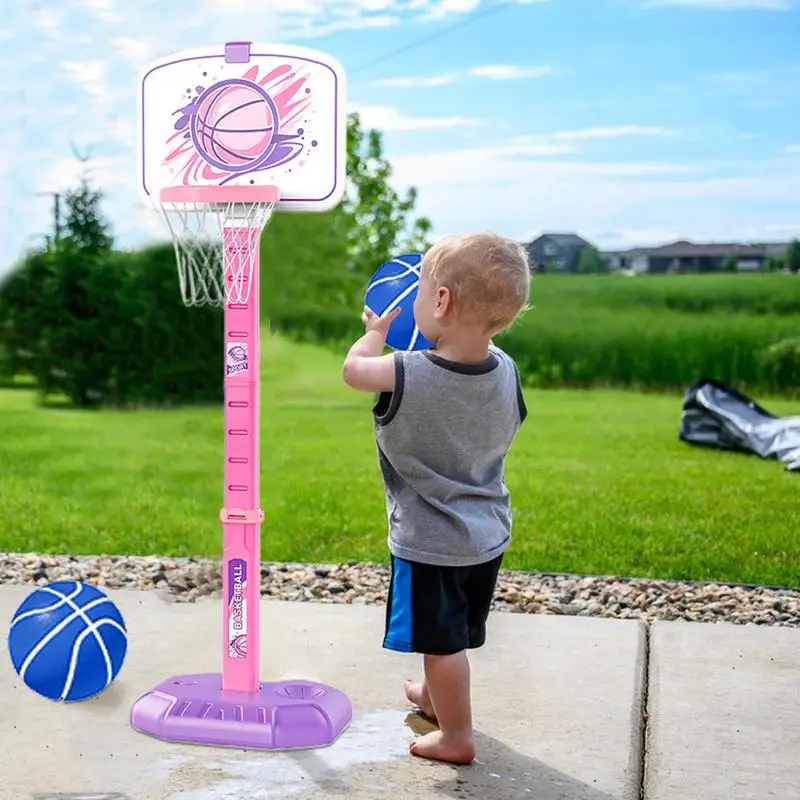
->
xmin=1 ymin=0 xmax=799 ymax=276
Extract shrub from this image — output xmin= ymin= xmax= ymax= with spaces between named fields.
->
xmin=760 ymin=337 xmax=800 ymax=393
xmin=0 ymin=242 xmax=224 ymax=408
xmin=111 ymin=243 xmax=224 ymax=407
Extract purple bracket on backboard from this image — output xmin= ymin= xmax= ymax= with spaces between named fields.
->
xmin=225 ymin=41 xmax=252 ymax=63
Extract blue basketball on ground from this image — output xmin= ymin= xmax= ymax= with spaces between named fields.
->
xmin=365 ymin=254 xmax=435 ymax=351
xmin=7 ymin=581 xmax=128 ymax=702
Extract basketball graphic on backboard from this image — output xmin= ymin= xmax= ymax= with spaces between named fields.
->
xmin=138 ymin=41 xmax=346 ymax=212
xmin=191 ymin=79 xmax=279 ymax=172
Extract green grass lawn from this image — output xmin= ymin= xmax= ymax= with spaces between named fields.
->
xmin=1 ymin=333 xmax=798 ymax=588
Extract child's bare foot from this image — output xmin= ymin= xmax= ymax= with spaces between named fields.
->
xmin=409 ymin=730 xmax=475 ymax=764
xmin=404 ymin=679 xmax=437 ymax=720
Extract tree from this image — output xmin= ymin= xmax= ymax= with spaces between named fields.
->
xmin=764 ymin=255 xmax=784 ymax=272
xmin=61 ymin=177 xmax=114 ymax=255
xmin=722 ymin=253 xmax=738 ymax=273
xmin=0 ymin=166 xmax=122 ymax=405
xmin=343 ymin=113 xmax=432 ymax=280
xmin=39 ymin=239 xmax=127 ymax=406
xmin=577 ymin=245 xmax=608 ymax=275
xmin=785 ymin=239 xmax=800 ymax=275
xmin=121 ymin=243 xmax=224 ymax=406
xmin=0 ymin=246 xmax=59 ymax=382
xmin=36 ymin=177 xmax=119 ymax=406
xmin=261 ymin=112 xmax=433 ymax=341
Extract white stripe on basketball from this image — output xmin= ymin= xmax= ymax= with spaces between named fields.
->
xmin=60 ymin=617 xmax=126 ymax=700
xmin=18 ymin=595 xmax=111 ymax=680
xmin=368 ymin=271 xmax=413 ymax=290
xmin=39 ymin=585 xmax=120 ymax=695
xmin=381 ymin=279 xmax=418 ymax=317
xmin=10 ymin=583 xmax=83 ymax=628
xmin=388 ymin=257 xmax=421 ymax=276
xmin=366 ymin=263 xmax=421 ymax=293
xmin=408 ymin=324 xmax=421 ymax=350
xmin=366 ymin=258 xmax=420 ymax=293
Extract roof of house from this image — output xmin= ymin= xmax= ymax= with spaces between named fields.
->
xmin=612 ymin=240 xmax=791 ymax=259
xmin=528 ymin=232 xmax=591 ymax=249
xmin=644 ymin=241 xmax=765 ymax=258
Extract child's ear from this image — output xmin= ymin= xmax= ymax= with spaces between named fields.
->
xmin=435 ymin=286 xmax=452 ymax=317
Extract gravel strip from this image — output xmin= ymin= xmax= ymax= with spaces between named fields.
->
xmin=1 ymin=553 xmax=798 ymax=627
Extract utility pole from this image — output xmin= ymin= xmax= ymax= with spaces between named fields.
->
xmin=35 ymin=191 xmax=62 ymax=245
xmin=34 ymin=142 xmax=93 ymax=248
xmin=53 ymin=193 xmax=61 ymax=244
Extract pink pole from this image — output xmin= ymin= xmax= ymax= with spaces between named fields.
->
xmin=220 ymin=224 xmax=262 ymax=693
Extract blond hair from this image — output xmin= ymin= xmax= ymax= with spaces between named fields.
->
xmin=422 ymin=232 xmax=531 ymax=333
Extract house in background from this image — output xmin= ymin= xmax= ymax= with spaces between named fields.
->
xmin=604 ymin=240 xmax=790 ymax=273
xmin=524 ymin=233 xmax=592 ymax=273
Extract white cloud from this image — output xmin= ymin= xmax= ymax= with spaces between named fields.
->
xmin=421 ymin=0 xmax=548 ymax=16
xmin=706 ymin=65 xmax=800 ymax=111
xmin=763 ymin=222 xmax=800 ymax=236
xmin=349 ymin=102 xmax=481 ymax=131
xmin=59 ymin=60 xmax=108 ymax=101
xmin=386 ymin=136 xmax=800 ymax=247
xmin=374 ymin=63 xmax=552 ymax=88
xmin=111 ymin=37 xmax=156 ymax=69
xmin=107 ymin=113 xmax=136 ymax=147
xmin=710 ymin=66 xmax=792 ymax=91
xmin=62 ymin=0 xmax=421 ymax=43
xmin=391 ymin=143 xmax=704 ymax=186
xmin=189 ymin=0 xmax=530 ymax=37
xmin=591 ymin=228 xmax=688 ymax=248
xmin=290 ymin=13 xmax=401 ymax=38
xmin=471 ymin=135 xmax=579 ymax=156
xmin=785 ymin=144 xmax=800 ymax=153
xmin=644 ymin=0 xmax=792 ymax=9
xmin=29 ymin=6 xmax=62 ymax=40
xmin=469 ymin=64 xmax=552 ymax=80
xmin=34 ymin=154 xmax=127 ymax=196
xmin=424 ymin=0 xmax=480 ymax=19
xmin=374 ymin=73 xmax=459 ymax=87
xmin=76 ymin=0 xmax=123 ymax=24
xmin=550 ymin=125 xmax=678 ymax=141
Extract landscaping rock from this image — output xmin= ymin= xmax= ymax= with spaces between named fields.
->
xmin=0 ymin=553 xmax=798 ymax=627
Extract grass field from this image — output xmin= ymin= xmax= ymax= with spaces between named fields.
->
xmin=273 ymin=273 xmax=800 ymax=395
xmin=501 ymin=273 xmax=800 ymax=394
xmin=1 ymin=333 xmax=798 ymax=588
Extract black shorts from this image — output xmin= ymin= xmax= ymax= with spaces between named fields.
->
xmin=383 ymin=554 xmax=503 ymax=656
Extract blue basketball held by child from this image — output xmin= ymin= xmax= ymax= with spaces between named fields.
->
xmin=365 ymin=254 xmax=435 ymax=352
xmin=7 ymin=580 xmax=128 ymax=702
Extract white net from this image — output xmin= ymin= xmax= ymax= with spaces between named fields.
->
xmin=157 ymin=199 xmax=276 ymax=307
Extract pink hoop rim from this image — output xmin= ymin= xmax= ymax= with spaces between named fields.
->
xmin=159 ymin=185 xmax=281 ymax=204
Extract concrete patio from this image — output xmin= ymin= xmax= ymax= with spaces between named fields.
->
xmin=0 ymin=585 xmax=797 ymax=800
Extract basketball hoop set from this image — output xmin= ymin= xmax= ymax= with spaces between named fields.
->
xmin=130 ymin=42 xmax=353 ymax=751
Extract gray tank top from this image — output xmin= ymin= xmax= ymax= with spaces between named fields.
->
xmin=373 ymin=346 xmax=527 ymax=567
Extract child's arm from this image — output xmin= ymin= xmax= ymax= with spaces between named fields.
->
xmin=342 ymin=306 xmax=401 ymax=393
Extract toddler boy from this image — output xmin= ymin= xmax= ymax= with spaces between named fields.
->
xmin=342 ymin=232 xmax=530 ymax=764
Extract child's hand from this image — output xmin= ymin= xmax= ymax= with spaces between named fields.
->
xmin=362 ymin=305 xmax=401 ymax=338
xmin=343 ymin=307 xmax=402 ymax=391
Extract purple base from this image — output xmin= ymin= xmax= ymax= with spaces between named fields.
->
xmin=130 ymin=673 xmax=352 ymax=750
